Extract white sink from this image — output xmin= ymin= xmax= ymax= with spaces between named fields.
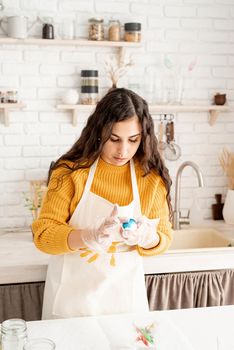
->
xmin=169 ymin=228 xmax=233 ymax=252
xmin=143 ymin=226 xmax=234 ymax=274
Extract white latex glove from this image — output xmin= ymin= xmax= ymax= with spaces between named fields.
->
xmin=81 ymin=206 xmax=120 ymax=253
xmin=120 ymin=216 xmax=160 ymax=248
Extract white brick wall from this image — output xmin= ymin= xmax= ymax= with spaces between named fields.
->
xmin=0 ymin=0 xmax=234 ymax=228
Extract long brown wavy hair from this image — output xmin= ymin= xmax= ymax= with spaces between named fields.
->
xmin=49 ymin=88 xmax=172 ymax=220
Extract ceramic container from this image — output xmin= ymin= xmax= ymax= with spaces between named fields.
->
xmin=223 ymin=190 xmax=234 ymax=224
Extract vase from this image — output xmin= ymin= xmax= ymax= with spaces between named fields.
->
xmin=223 ymin=189 xmax=234 ymax=224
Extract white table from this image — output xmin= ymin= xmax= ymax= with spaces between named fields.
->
xmin=165 ymin=305 xmax=234 ymax=350
xmin=26 ymin=305 xmax=234 ymax=350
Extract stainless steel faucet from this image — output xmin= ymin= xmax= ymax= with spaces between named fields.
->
xmin=173 ymin=161 xmax=204 ymax=230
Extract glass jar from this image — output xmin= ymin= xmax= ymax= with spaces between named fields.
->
xmin=108 ymin=20 xmax=120 ymax=41
xmin=6 ymin=90 xmax=18 ymax=103
xmin=88 ymin=18 xmax=104 ymax=41
xmin=1 ymin=319 xmax=28 ymax=350
xmin=23 ymin=338 xmax=56 ymax=350
xmin=81 ymin=70 xmax=99 ymax=105
xmin=0 ymin=91 xmax=5 ymax=103
xmin=124 ymin=22 xmax=141 ymax=42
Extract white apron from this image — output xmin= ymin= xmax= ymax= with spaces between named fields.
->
xmin=42 ymin=159 xmax=149 ymax=319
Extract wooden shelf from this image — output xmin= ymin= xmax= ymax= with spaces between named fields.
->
xmin=0 ymin=37 xmax=141 ymax=48
xmin=57 ymin=103 xmax=231 ymax=126
xmin=0 ymin=103 xmax=26 ymax=126
xmin=0 ymin=36 xmax=141 ymax=67
xmin=57 ymin=104 xmax=96 ymax=126
xmin=149 ymin=104 xmax=231 ymax=125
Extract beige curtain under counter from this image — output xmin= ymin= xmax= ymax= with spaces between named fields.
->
xmin=145 ymin=269 xmax=234 ymax=310
xmin=0 ymin=282 xmax=44 ymax=322
xmin=0 ymin=270 xmax=234 ymax=322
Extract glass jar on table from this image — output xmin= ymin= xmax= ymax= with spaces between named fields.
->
xmin=1 ymin=318 xmax=28 ymax=350
xmin=23 ymin=338 xmax=56 ymax=350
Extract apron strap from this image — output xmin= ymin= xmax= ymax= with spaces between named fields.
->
xmin=77 ymin=158 xmax=99 ymax=208
xmin=130 ymin=159 xmax=142 ymax=215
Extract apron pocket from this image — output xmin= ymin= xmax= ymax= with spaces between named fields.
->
xmin=52 ymin=251 xmax=148 ymax=317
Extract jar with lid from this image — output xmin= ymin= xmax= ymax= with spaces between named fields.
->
xmin=1 ymin=319 xmax=28 ymax=350
xmin=81 ymin=70 xmax=99 ymax=105
xmin=0 ymin=91 xmax=5 ymax=103
xmin=108 ymin=20 xmax=120 ymax=41
xmin=124 ymin=22 xmax=141 ymax=42
xmin=6 ymin=90 xmax=18 ymax=103
xmin=88 ymin=18 xmax=104 ymax=41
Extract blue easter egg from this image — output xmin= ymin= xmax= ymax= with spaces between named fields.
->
xmin=122 ymin=218 xmax=137 ymax=230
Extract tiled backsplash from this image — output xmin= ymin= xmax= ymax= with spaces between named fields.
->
xmin=0 ymin=0 xmax=233 ymax=227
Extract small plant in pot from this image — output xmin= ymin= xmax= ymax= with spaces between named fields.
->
xmin=214 ymin=93 xmax=226 ymax=105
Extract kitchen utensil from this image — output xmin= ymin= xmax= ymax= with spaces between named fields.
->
xmin=0 ymin=16 xmax=37 ymax=39
xmin=158 ymin=121 xmax=167 ymax=151
xmin=164 ymin=121 xmax=181 ymax=161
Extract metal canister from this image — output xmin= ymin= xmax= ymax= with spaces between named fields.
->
xmin=81 ymin=70 xmax=99 ymax=105
xmin=124 ymin=22 xmax=141 ymax=42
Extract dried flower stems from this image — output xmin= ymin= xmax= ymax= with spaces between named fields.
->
xmin=219 ymin=148 xmax=234 ymax=190
xmin=105 ymin=51 xmax=134 ymax=89
xmin=24 ymin=180 xmax=47 ymax=220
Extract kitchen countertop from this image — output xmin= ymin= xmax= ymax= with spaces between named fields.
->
xmin=1 ymin=221 xmax=234 ymax=284
xmin=25 ymin=305 xmax=234 ymax=350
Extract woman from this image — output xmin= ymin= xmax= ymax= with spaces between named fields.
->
xmin=32 ymin=88 xmax=172 ymax=319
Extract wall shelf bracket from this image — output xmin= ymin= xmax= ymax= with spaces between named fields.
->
xmin=0 ymin=103 xmax=26 ymax=126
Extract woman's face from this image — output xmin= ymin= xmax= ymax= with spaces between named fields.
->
xmin=100 ymin=115 xmax=142 ymax=166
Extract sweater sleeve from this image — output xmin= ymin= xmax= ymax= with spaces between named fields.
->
xmin=137 ymin=178 xmax=172 ymax=257
xmin=31 ymin=166 xmax=77 ymax=255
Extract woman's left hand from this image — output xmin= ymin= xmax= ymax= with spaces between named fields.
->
xmin=120 ymin=216 xmax=160 ymax=249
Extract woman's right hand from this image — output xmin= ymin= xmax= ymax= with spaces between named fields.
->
xmin=80 ymin=205 xmax=120 ymax=253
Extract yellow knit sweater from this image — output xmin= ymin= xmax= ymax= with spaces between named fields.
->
xmin=32 ymin=158 xmax=172 ymax=256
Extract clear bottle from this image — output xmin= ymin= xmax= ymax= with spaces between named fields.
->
xmin=88 ymin=18 xmax=104 ymax=41
xmin=81 ymin=70 xmax=99 ymax=105
xmin=1 ymin=319 xmax=28 ymax=350
xmin=108 ymin=20 xmax=120 ymax=41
